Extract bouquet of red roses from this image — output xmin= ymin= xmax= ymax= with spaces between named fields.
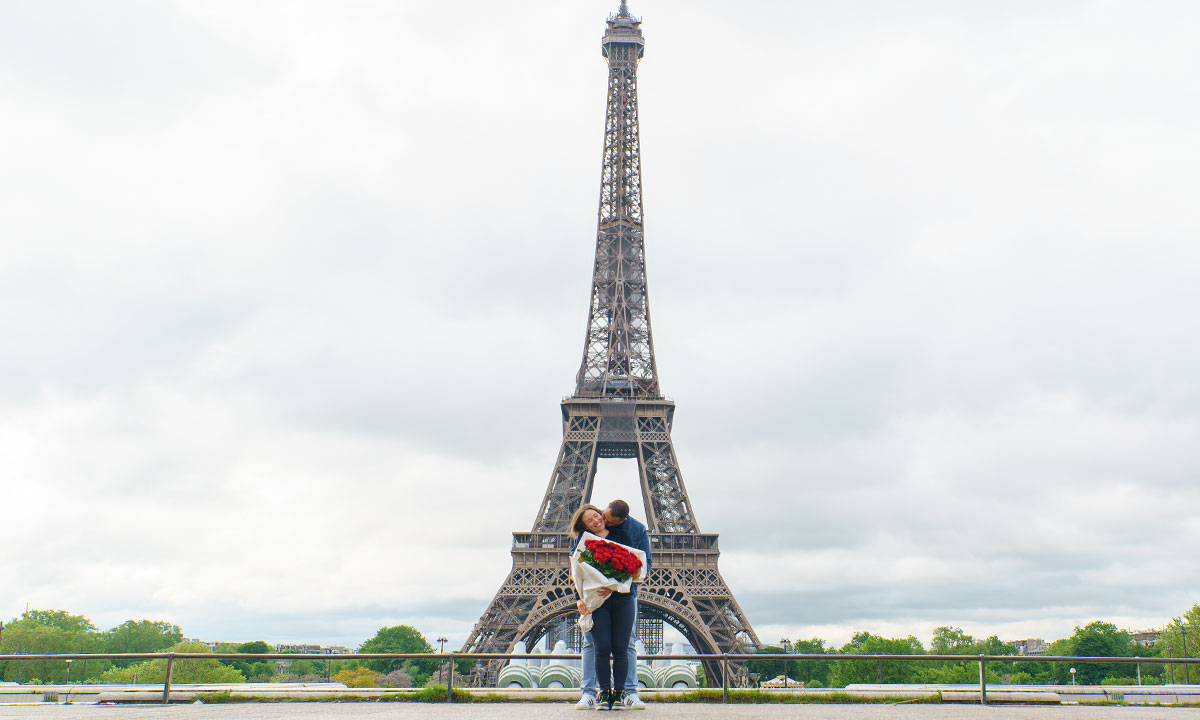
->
xmin=570 ymin=532 xmax=647 ymax=631
xmin=580 ymin=538 xmax=643 ymax=582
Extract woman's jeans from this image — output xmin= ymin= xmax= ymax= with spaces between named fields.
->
xmin=581 ymin=597 xmax=638 ymax=695
xmin=588 ymin=590 xmax=635 ymax=693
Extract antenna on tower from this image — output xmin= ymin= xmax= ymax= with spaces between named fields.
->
xmin=619 ymin=0 xmax=629 ymax=16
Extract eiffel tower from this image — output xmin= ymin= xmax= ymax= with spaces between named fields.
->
xmin=463 ymin=2 xmax=760 ymax=686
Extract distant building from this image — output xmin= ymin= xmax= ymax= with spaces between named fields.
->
xmin=276 ymin=644 xmax=322 ymax=654
xmin=276 ymin=643 xmax=352 ymax=655
xmin=1008 ymin=638 xmax=1049 ymax=656
xmin=1008 ymin=629 xmax=1162 ymax=654
xmin=1132 ymin=630 xmax=1161 ymax=647
xmin=178 ymin=639 xmax=356 ymax=659
xmin=184 ymin=638 xmax=219 ymax=652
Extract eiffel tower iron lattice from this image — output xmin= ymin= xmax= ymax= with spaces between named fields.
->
xmin=462 ymin=3 xmax=761 ymax=687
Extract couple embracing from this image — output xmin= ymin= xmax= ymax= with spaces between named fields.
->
xmin=568 ymin=499 xmax=651 ymax=711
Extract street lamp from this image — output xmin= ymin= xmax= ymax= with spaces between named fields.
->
xmin=779 ymin=638 xmax=791 ymax=686
xmin=65 ymin=659 xmax=73 ymax=684
xmin=1182 ymin=621 xmax=1191 ymax=685
xmin=1069 ymin=667 xmax=1076 ymax=686
xmin=436 ymin=637 xmax=450 ymax=685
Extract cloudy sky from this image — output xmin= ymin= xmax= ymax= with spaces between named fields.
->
xmin=3 ymin=0 xmax=1198 ymax=652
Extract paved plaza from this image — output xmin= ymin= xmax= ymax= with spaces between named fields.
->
xmin=2 ymin=704 xmax=1199 ymax=720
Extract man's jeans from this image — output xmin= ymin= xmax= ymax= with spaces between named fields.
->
xmin=581 ymin=599 xmax=638 ymax=695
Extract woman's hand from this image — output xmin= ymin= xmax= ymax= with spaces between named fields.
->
xmin=577 ymin=600 xmax=590 ymax=615
xmin=597 ymin=588 xmax=612 ymax=597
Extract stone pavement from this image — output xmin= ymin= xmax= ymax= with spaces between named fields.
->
xmin=2 ymin=704 xmax=1199 ymax=720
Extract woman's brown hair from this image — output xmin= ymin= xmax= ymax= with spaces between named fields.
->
xmin=569 ymin=503 xmax=605 ymax=540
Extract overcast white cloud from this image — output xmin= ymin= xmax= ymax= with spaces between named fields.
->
xmin=2 ymin=0 xmax=1197 ymax=651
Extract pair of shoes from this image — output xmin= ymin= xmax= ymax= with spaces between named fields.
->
xmin=622 ymin=693 xmax=646 ymax=710
xmin=575 ymin=693 xmax=597 ymax=710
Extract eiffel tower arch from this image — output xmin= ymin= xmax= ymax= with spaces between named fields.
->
xmin=463 ymin=3 xmax=760 ymax=686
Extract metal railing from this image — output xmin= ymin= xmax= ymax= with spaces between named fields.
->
xmin=0 ymin=651 xmax=1196 ymax=705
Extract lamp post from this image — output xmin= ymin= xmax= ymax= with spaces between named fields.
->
xmin=65 ymin=659 xmax=72 ymax=684
xmin=1069 ymin=667 xmax=1076 ymax=686
xmin=436 ymin=636 xmax=449 ymax=685
xmin=779 ymin=638 xmax=791 ymax=686
xmin=1182 ymin=622 xmax=1191 ymax=685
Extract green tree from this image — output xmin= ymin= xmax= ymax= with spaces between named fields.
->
xmin=1051 ymin=621 xmax=1138 ymax=685
xmin=359 ymin=625 xmax=436 ymax=686
xmin=745 ymin=641 xmax=830 ymax=686
xmin=237 ymin=641 xmax=272 ymax=654
xmin=103 ymin=620 xmax=182 ymax=667
xmin=97 ymin=641 xmax=245 ymax=684
xmin=1158 ymin=605 xmax=1200 ymax=684
xmin=279 ymin=656 xmax=321 ymax=680
xmin=922 ymin=628 xmax=1018 ymax=683
xmin=18 ymin=610 xmax=97 ymax=634
xmin=744 ymin=645 xmax=787 ymax=682
xmin=216 ymin=643 xmax=274 ymax=681
xmin=828 ymin=632 xmax=925 ymax=687
xmin=1128 ymin=641 xmax=1165 ymax=685
xmin=0 ymin=610 xmax=105 ymax=683
xmin=1071 ymin=621 xmax=1136 ymax=685
xmin=930 ymin=626 xmax=975 ymax=655
xmin=786 ymin=638 xmax=832 ymax=687
xmin=977 ymin=636 xmax=1016 ymax=656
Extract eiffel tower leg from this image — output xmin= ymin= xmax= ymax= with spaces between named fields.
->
xmin=531 ymin=411 xmax=601 ymax=532
xmin=634 ymin=414 xmax=699 ymax=533
xmin=639 ymin=563 xmax=761 ymax=687
xmin=461 ymin=558 xmax=583 ymax=686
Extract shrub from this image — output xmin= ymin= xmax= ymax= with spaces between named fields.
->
xmin=332 ymin=667 xmax=381 ymax=688
xmin=381 ymin=669 xmax=413 ymax=688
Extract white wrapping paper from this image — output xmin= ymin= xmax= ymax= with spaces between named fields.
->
xmin=569 ymin=531 xmax=647 ymax=632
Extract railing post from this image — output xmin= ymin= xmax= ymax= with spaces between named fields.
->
xmin=978 ymin=654 xmax=987 ymax=706
xmin=446 ymin=655 xmax=454 ymax=703
xmin=162 ymin=653 xmax=175 ymax=704
xmin=721 ymin=655 xmax=729 ymax=703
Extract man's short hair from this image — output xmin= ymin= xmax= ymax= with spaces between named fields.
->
xmin=607 ymin=499 xmax=630 ymax=519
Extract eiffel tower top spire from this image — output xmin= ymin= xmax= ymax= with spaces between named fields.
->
xmin=576 ymin=0 xmax=655 ymax=399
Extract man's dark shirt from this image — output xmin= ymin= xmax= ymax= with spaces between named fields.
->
xmin=604 ymin=524 xmax=633 ymax=546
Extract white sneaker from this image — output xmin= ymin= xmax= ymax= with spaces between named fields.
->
xmin=575 ymin=693 xmax=597 ymax=710
xmin=622 ymin=694 xmax=646 ymax=710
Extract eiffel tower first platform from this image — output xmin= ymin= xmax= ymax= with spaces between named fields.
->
xmin=462 ymin=2 xmax=760 ymax=686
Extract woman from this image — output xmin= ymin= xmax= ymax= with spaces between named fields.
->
xmin=570 ymin=504 xmax=635 ymax=710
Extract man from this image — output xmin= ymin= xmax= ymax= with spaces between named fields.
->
xmin=576 ymin=499 xmax=651 ymax=710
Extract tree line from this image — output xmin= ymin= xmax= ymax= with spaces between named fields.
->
xmin=746 ymin=606 xmax=1200 ymax=688
xmin=3 ymin=605 xmax=1197 ymax=688
xmin=0 ymin=609 xmax=453 ymax=687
